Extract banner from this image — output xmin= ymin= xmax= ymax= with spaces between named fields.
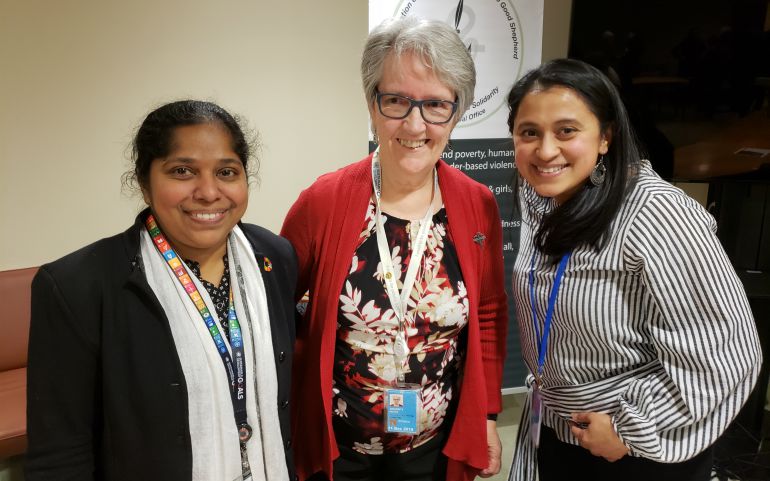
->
xmin=369 ymin=0 xmax=544 ymax=389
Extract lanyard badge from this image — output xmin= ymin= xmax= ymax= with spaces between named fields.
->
xmin=372 ymin=150 xmax=436 ymax=436
xmin=384 ymin=387 xmax=421 ymax=435
xmin=528 ymin=251 xmax=571 ymax=448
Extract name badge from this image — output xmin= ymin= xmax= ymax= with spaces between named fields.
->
xmin=530 ymin=384 xmax=543 ymax=448
xmin=384 ymin=386 xmax=421 ymax=435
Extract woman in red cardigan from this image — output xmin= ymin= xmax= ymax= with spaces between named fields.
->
xmin=281 ymin=16 xmax=508 ymax=481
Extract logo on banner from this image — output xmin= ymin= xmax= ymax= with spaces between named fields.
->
xmin=391 ymin=0 xmax=525 ymax=133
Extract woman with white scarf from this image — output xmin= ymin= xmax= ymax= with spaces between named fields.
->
xmin=26 ymin=100 xmax=297 ymax=481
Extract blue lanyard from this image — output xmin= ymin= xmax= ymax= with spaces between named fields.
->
xmin=528 ymin=251 xmax=571 ymax=379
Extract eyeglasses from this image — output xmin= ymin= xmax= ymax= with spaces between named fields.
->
xmin=375 ymin=91 xmax=458 ymax=125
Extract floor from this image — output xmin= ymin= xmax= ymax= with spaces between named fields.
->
xmin=0 ymin=456 xmax=22 ymax=481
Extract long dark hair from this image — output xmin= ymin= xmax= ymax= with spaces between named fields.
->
xmin=507 ymin=58 xmax=643 ymax=258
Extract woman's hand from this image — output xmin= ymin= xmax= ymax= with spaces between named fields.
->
xmin=479 ymin=419 xmax=502 ymax=477
xmin=570 ymin=412 xmax=629 ymax=462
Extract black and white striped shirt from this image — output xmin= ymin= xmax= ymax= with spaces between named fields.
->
xmin=510 ymin=161 xmax=761 ymax=478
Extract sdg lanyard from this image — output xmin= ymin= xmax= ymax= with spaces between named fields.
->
xmin=529 ymin=251 xmax=571 ymax=384
xmin=146 ymin=214 xmax=253 ymax=443
xmin=371 ymin=151 xmax=438 ymax=383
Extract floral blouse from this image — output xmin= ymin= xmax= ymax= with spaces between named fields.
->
xmin=333 ymin=200 xmax=469 ymax=454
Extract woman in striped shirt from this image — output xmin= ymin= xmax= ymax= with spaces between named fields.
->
xmin=506 ymin=59 xmax=762 ymax=481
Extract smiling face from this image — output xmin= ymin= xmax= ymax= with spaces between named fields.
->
xmin=371 ymin=51 xmax=456 ymax=180
xmin=141 ymin=122 xmax=248 ymax=262
xmin=512 ymin=86 xmax=610 ymax=203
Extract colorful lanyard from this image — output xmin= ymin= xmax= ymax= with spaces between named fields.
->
xmin=145 ymin=214 xmax=252 ymax=443
xmin=528 ymin=251 xmax=571 ymax=382
xmin=371 ymin=149 xmax=438 ymax=383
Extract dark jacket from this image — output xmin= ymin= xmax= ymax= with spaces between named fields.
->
xmin=25 ymin=213 xmax=297 ymax=481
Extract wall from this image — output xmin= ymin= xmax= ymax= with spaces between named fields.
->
xmin=542 ymin=0 xmax=572 ymax=61
xmin=0 ymin=0 xmax=369 ymax=269
xmin=0 ymin=0 xmax=570 ymax=270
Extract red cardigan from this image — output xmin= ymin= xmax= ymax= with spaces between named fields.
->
xmin=281 ymin=155 xmax=508 ymax=481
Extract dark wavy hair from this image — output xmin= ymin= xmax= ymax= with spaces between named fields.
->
xmin=124 ymin=100 xmax=256 ymax=191
xmin=507 ymin=58 xmax=643 ymax=259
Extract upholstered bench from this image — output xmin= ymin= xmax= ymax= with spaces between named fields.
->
xmin=0 ymin=267 xmax=37 ymax=458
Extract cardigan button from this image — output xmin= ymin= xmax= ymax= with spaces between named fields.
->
xmin=285 ymin=438 xmax=292 ymax=448
xmin=279 ymin=351 xmax=286 ymax=362
xmin=281 ymin=399 xmax=289 ymax=409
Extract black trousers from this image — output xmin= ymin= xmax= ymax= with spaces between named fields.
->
xmin=537 ymin=425 xmax=714 ymax=481
xmin=327 ymin=433 xmax=448 ymax=481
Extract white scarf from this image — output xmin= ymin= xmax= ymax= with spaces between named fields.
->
xmin=141 ymin=225 xmax=289 ymax=481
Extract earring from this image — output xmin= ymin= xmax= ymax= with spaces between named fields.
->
xmin=372 ymin=131 xmax=379 ymax=145
xmin=590 ymin=155 xmax=607 ymax=186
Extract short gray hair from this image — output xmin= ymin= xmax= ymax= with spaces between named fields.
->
xmin=361 ymin=16 xmax=476 ymax=121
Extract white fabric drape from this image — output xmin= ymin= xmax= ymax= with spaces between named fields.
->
xmin=141 ymin=225 xmax=288 ymax=481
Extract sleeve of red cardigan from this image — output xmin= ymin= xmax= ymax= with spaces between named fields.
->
xmin=280 ymin=188 xmax=314 ymax=303
xmin=478 ymin=189 xmax=508 ymax=415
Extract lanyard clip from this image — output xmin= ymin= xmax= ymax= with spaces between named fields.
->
xmin=238 ymin=423 xmax=253 ymax=443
